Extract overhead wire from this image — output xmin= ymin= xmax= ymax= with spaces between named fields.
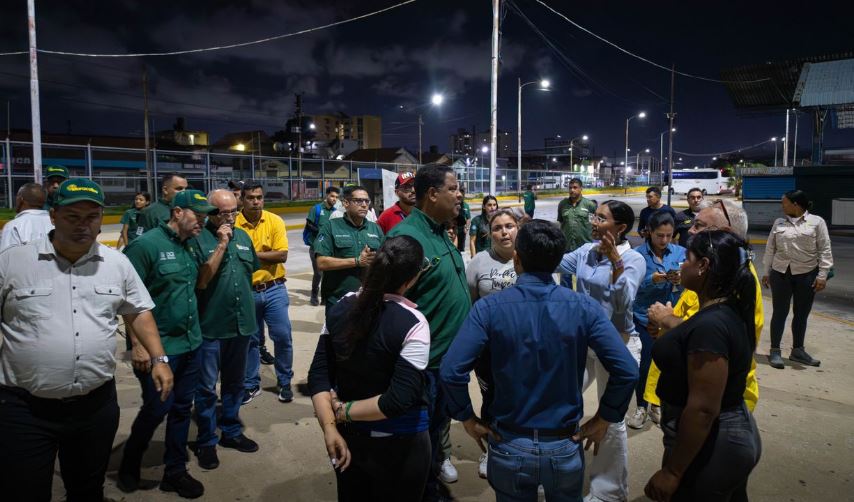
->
xmin=674 ymin=139 xmax=775 ymax=157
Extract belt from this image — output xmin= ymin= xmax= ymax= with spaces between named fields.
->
xmin=253 ymin=277 xmax=285 ymax=292
xmin=496 ymin=421 xmax=579 ymax=439
xmin=0 ymin=379 xmax=115 ymax=405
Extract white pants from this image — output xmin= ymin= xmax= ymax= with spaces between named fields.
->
xmin=582 ymin=335 xmax=642 ymax=502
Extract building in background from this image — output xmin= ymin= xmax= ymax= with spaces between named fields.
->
xmin=155 ymin=117 xmax=209 ymax=148
xmin=309 ymin=113 xmax=382 ymax=150
xmin=449 ymin=127 xmax=514 ymax=158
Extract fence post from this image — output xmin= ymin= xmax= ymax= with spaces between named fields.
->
xmin=4 ymin=137 xmax=12 ymax=209
xmin=152 ymin=148 xmax=158 ymax=202
xmin=86 ymin=142 xmax=93 ymax=178
xmin=205 ymin=151 xmax=211 ymax=193
xmin=250 ymin=153 xmax=256 ymax=181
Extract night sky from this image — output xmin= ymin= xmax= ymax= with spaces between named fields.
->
xmin=1 ymin=0 xmax=852 ymax=164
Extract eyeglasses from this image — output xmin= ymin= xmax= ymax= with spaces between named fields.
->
xmin=588 ymin=213 xmax=608 ymax=224
xmin=213 ymin=208 xmax=239 ymax=217
xmin=347 ymin=198 xmax=371 ymax=206
xmin=712 ymin=199 xmax=731 ymax=226
xmin=397 ymin=186 xmax=415 ymax=194
xmin=420 ymin=256 xmax=438 ymax=273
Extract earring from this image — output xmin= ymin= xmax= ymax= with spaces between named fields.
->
xmin=698 ymin=270 xmax=703 ymax=276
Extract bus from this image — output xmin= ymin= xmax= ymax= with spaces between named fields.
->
xmin=664 ymin=168 xmax=730 ymax=195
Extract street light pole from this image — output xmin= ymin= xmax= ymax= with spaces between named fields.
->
xmin=488 ymin=0 xmax=500 ymax=195
xmin=517 ymin=78 xmax=550 ymax=200
xmin=625 ymin=112 xmax=645 ymax=186
xmin=27 ymin=0 xmax=43 ymax=181
xmin=772 ymin=137 xmax=778 ymax=166
xmin=418 ymin=113 xmax=423 ymax=165
xmin=569 ymin=134 xmax=588 ymax=175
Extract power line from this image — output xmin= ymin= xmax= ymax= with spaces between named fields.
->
xmin=532 ymin=0 xmax=770 ymax=85
xmin=674 ymin=139 xmax=774 ymax=157
xmin=1 ymin=1 xmax=416 ymax=58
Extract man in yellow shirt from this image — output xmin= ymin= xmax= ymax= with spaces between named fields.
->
xmin=646 ymin=200 xmax=762 ymax=412
xmin=236 ymin=183 xmax=294 ymax=404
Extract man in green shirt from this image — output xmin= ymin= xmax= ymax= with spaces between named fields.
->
xmin=523 ymin=184 xmax=538 ymax=218
xmin=42 ymin=164 xmax=69 ymax=209
xmin=189 ymin=189 xmax=261 ymax=471
xmin=119 ymin=189 xmax=216 ymax=499
xmin=303 ymin=186 xmax=340 ymax=306
xmin=315 ymin=185 xmax=384 ymax=308
xmin=556 ymin=178 xmax=598 ymax=289
xmin=386 ymin=165 xmax=470 ymax=499
xmin=137 ymin=173 xmax=188 ymax=233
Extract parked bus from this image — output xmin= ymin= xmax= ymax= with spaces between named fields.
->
xmin=664 ymin=168 xmax=730 ymax=195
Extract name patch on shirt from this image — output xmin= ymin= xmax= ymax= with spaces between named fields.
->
xmin=159 ymin=251 xmax=177 ymax=261
xmin=236 ymin=244 xmax=251 ymax=251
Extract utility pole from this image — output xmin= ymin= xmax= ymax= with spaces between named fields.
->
xmin=783 ymin=108 xmax=790 ymax=167
xmin=488 ymin=0 xmax=500 ymax=195
xmin=27 ymin=0 xmax=43 ymax=181
xmin=793 ymin=108 xmax=799 ymax=166
xmin=666 ymin=64 xmax=676 ymax=206
xmin=295 ymin=93 xmax=303 ymax=179
xmin=142 ymin=66 xmax=153 ymax=194
xmin=418 ymin=113 xmax=423 ymax=164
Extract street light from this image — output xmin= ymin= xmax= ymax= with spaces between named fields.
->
xmin=430 ymin=93 xmax=444 ymax=106
xmin=569 ymin=134 xmax=589 ymax=173
xmin=658 ymin=127 xmax=676 ymax=186
xmin=416 ymin=93 xmax=444 ymax=164
xmin=625 ymin=112 xmax=646 ymax=177
xmin=518 ymin=77 xmax=551 ymax=199
xmin=771 ymin=137 xmax=779 ymax=166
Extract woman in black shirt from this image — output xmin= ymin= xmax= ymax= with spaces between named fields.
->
xmin=645 ymin=230 xmax=761 ymax=502
xmin=308 ymin=235 xmax=432 ymax=502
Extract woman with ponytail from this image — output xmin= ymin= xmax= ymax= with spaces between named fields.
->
xmin=308 ymin=235 xmax=432 ymax=501
xmin=645 ymin=230 xmax=761 ymax=502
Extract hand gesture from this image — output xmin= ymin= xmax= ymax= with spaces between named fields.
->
xmin=652 ymin=272 xmax=668 ymax=284
xmin=131 ymin=344 xmax=151 ymax=373
xmin=217 ymin=224 xmax=233 ymax=244
xmin=151 ymin=362 xmax=174 ymax=402
xmin=648 ymin=301 xmax=674 ymax=326
xmin=359 ymin=245 xmax=376 ymax=267
xmin=323 ymin=428 xmax=351 ymax=472
xmin=573 ymin=414 xmax=609 ymax=455
xmin=761 ymin=275 xmax=770 ymax=289
xmin=645 ymin=467 xmax=681 ymax=501
xmin=598 ymin=231 xmax=620 ymax=263
xmin=813 ymin=277 xmax=826 ymax=293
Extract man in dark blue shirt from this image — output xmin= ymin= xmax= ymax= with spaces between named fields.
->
xmin=638 ymin=186 xmax=677 ymax=239
xmin=440 ymin=220 xmax=638 ymax=501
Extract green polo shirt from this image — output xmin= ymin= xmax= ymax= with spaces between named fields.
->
xmin=137 ymin=200 xmax=172 ymax=234
xmin=313 ymin=214 xmax=384 ymax=308
xmin=124 ymin=222 xmax=202 ymax=355
xmin=120 ymin=208 xmax=145 ymax=243
xmin=190 ymin=223 xmax=260 ymax=339
xmin=470 ymin=214 xmax=491 ymax=253
xmin=523 ymin=190 xmax=537 ymax=214
xmin=306 ymin=202 xmax=336 ymax=247
xmin=557 ymin=196 xmax=598 ymax=252
xmin=387 ymin=208 xmax=471 ymax=369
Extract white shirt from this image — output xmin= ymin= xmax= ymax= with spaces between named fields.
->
xmin=763 ymin=211 xmax=833 ymax=280
xmin=0 ymin=237 xmax=154 ymax=398
xmin=0 ymin=209 xmax=54 ymax=252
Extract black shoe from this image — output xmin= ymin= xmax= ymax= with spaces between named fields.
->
xmin=117 ymin=470 xmax=139 ymax=493
xmin=790 ymin=347 xmax=821 ymax=367
xmin=220 ymin=434 xmax=259 ymax=453
xmin=259 ymin=347 xmax=275 ymax=365
xmin=194 ymin=445 xmax=219 ymax=470
xmin=160 ymin=471 xmax=205 ymax=499
xmin=310 ymin=295 xmax=319 ymax=306
xmin=278 ymin=385 xmax=294 ymax=403
xmin=242 ymin=386 xmax=261 ymax=405
xmin=768 ymin=349 xmax=785 ymax=369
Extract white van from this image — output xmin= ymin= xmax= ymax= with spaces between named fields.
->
xmin=664 ymin=168 xmax=729 ymax=195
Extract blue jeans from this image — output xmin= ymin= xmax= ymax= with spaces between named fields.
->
xmin=487 ymin=426 xmax=584 ymax=502
xmin=124 ymin=349 xmax=199 ymax=476
xmin=634 ymin=317 xmax=654 ymax=408
xmin=245 ymin=283 xmax=293 ymax=390
xmin=424 ymin=369 xmax=451 ymax=501
xmin=196 ymin=336 xmax=250 ymax=447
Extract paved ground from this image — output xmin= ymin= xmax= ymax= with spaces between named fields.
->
xmin=53 ymin=197 xmax=854 ymax=501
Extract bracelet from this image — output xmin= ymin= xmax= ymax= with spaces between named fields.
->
xmin=611 ymin=258 xmax=624 ymax=269
xmin=345 ymin=401 xmax=354 ymax=422
xmin=354 ymin=256 xmax=360 ymax=268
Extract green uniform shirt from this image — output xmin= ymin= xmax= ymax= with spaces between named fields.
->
xmin=387 ymin=208 xmax=470 ymax=369
xmin=190 ymin=222 xmax=260 ymax=339
xmin=523 ymin=191 xmax=537 ymax=214
xmin=120 ymin=208 xmax=145 ymax=243
xmin=469 ymin=214 xmax=491 ymax=253
xmin=124 ymin=222 xmax=202 ymax=355
xmin=137 ymin=200 xmax=172 ymax=234
xmin=306 ymin=202 xmax=335 ymax=247
xmin=557 ymin=196 xmax=598 ymax=252
xmin=313 ymin=215 xmax=384 ymax=307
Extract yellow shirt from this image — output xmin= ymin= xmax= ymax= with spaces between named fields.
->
xmin=644 ymin=262 xmax=763 ymax=412
xmin=235 ymin=210 xmax=289 ymax=285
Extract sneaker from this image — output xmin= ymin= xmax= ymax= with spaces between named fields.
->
xmin=160 ymin=471 xmax=205 ymax=499
xmin=790 ymin=347 xmax=820 ymax=367
xmin=242 ymin=386 xmax=261 ymax=405
xmin=278 ymin=385 xmax=294 ymax=403
xmin=439 ymin=458 xmax=458 ymax=483
xmin=220 ymin=434 xmax=259 ymax=453
xmin=627 ymin=407 xmax=648 ymax=429
xmin=194 ymin=445 xmax=219 ymax=470
xmin=259 ymin=347 xmax=275 ymax=365
xmin=768 ymin=348 xmax=785 ymax=369
xmin=478 ymin=451 xmax=488 ymax=479
xmin=310 ymin=295 xmax=320 ymax=306
xmin=648 ymin=405 xmax=661 ymax=425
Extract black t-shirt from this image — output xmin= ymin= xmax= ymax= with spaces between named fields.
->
xmin=653 ymin=303 xmax=753 ymax=409
xmin=673 ymin=209 xmax=696 ymax=248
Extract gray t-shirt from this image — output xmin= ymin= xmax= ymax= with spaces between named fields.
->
xmin=466 ymin=248 xmax=518 ymax=300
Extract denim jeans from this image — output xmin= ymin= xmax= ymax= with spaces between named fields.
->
xmin=195 ymin=336 xmax=250 ymax=447
xmin=424 ymin=369 xmax=451 ymax=501
xmin=487 ymin=427 xmax=584 ymax=502
xmin=769 ymin=267 xmax=818 ymax=349
xmin=124 ymin=349 xmax=200 ymax=476
xmin=245 ymin=283 xmax=293 ymax=390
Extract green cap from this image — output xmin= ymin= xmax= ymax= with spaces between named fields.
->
xmin=53 ymin=178 xmax=105 ymax=207
xmin=44 ymin=165 xmax=70 ymax=180
xmin=171 ymin=190 xmax=216 ymax=214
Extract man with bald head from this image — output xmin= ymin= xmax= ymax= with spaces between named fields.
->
xmin=0 ymin=183 xmax=53 ymax=251
xmin=189 ymin=189 xmax=261 ymax=470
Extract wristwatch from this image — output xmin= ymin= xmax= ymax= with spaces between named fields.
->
xmin=151 ymin=355 xmax=170 ymax=366
xmin=611 ymin=258 xmax=625 ymax=269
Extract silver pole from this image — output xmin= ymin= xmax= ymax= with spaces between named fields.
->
xmin=783 ymin=108 xmax=790 ymax=167
xmin=793 ymin=108 xmax=799 ymax=167
xmin=488 ymin=0 xmax=500 ymax=195
xmin=418 ymin=113 xmax=422 ymax=165
xmin=624 ymin=118 xmax=630 ymax=184
xmin=27 ymin=0 xmax=42 ymax=181
xmin=517 ymin=78 xmax=522 ymax=202
xmin=5 ymin=137 xmax=12 ymax=209
xmin=86 ymin=142 xmax=92 ymax=178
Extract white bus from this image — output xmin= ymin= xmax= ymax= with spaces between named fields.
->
xmin=664 ymin=168 xmax=730 ymax=195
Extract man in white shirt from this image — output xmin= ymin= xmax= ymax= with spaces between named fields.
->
xmin=0 ymin=183 xmax=54 ymax=251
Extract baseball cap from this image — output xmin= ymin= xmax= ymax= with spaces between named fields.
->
xmin=171 ymin=190 xmax=217 ymax=214
xmin=53 ymin=178 xmax=105 ymax=207
xmin=395 ymin=172 xmax=415 ymax=189
xmin=44 ymin=165 xmax=70 ymax=180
